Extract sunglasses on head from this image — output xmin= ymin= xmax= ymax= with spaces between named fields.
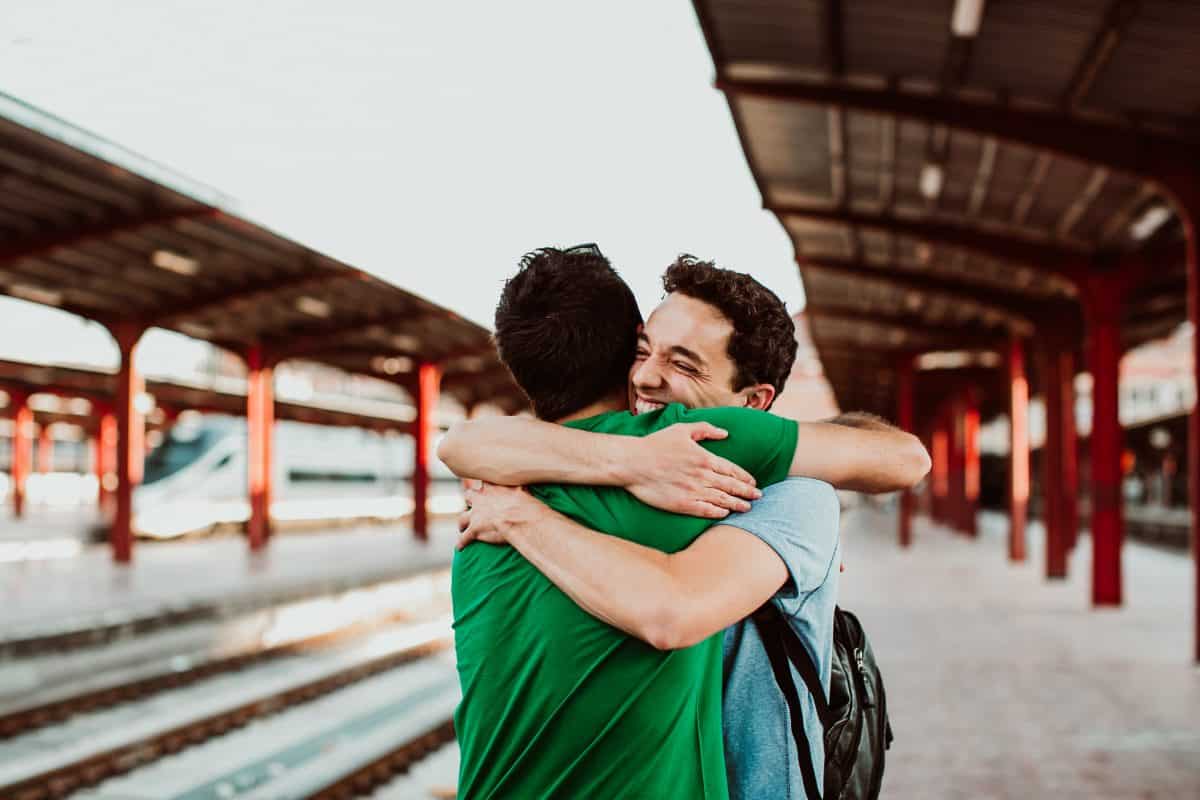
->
xmin=564 ymin=243 xmax=603 ymax=257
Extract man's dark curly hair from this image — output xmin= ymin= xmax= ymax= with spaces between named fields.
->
xmin=662 ymin=255 xmax=797 ymax=409
xmin=495 ymin=246 xmax=643 ymax=421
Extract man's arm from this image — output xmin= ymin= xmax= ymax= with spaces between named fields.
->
xmin=441 ymin=408 xmax=929 ymax=501
xmin=439 ymin=416 xmax=762 ymax=518
xmin=791 ymin=412 xmax=931 ymax=493
xmin=458 ymin=482 xmax=791 ymax=650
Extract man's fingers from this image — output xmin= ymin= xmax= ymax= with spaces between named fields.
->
xmin=692 ymin=500 xmax=731 ymax=519
xmin=701 ymin=488 xmax=751 ymax=514
xmin=457 ymin=510 xmax=471 ymax=532
xmin=707 ymin=455 xmax=756 ymax=489
xmin=707 ymin=472 xmax=760 ymax=502
xmin=686 ymin=422 xmax=729 ymax=442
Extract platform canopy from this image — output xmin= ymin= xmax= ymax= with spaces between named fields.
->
xmin=694 ymin=0 xmax=1197 ymax=419
xmin=0 ymin=93 xmax=525 ymax=415
xmin=0 ymin=360 xmax=420 ymax=434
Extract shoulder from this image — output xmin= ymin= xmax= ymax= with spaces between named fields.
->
xmin=671 ymin=404 xmax=775 ymax=429
xmin=756 ymin=477 xmax=839 ymax=516
xmin=723 ymin=477 xmax=839 ymax=543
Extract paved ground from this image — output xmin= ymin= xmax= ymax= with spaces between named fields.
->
xmin=841 ymin=506 xmax=1199 ymax=799
xmin=0 ymin=518 xmax=457 ymax=643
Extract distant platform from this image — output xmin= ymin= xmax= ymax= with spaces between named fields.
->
xmin=843 ymin=507 xmax=1198 ymax=799
xmin=0 ymin=520 xmax=457 ymax=653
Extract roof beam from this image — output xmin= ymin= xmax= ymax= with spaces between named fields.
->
xmin=716 ymin=76 xmax=1189 ymax=181
xmin=149 ymin=268 xmax=359 ymax=328
xmin=267 ymin=308 xmax=447 ymax=361
xmin=0 ymin=206 xmax=217 ymax=271
xmin=799 ymin=257 xmax=1057 ymax=326
xmin=808 ymin=314 xmax=991 ymax=353
xmin=776 ymin=204 xmax=1087 ymax=283
xmin=805 ymin=306 xmax=1004 ymax=348
xmin=1062 ymin=0 xmax=1142 ymax=108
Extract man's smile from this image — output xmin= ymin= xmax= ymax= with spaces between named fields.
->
xmin=632 ymin=396 xmax=666 ymax=416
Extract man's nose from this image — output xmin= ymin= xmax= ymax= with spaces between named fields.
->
xmin=632 ymin=357 xmax=663 ymax=389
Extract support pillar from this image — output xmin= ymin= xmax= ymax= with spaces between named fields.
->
xmin=37 ymin=423 xmax=54 ymax=474
xmin=1083 ymin=275 xmax=1125 ymax=606
xmin=111 ymin=323 xmax=146 ymax=564
xmin=94 ymin=407 xmax=117 ymax=511
xmin=1041 ymin=344 xmax=1068 ymax=579
xmin=1061 ymin=351 xmax=1079 ymax=553
xmin=412 ymin=362 xmax=441 ymax=541
xmin=9 ymin=392 xmax=32 ymax=518
xmin=962 ymin=388 xmax=980 ymax=538
xmin=947 ymin=395 xmax=966 ymax=534
xmin=1164 ymin=171 xmax=1200 ymax=661
xmin=246 ymin=346 xmax=275 ymax=551
xmin=1008 ymin=337 xmax=1030 ymax=562
xmin=896 ymin=356 xmax=915 ymax=548
xmin=931 ymin=414 xmax=949 ymax=526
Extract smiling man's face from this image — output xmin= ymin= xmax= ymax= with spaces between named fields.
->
xmin=628 ymin=292 xmax=756 ymax=414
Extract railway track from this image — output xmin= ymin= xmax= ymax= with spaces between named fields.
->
xmin=0 ymin=570 xmax=450 ymax=740
xmin=0 ymin=583 xmax=459 ymax=799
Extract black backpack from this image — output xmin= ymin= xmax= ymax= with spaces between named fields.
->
xmin=752 ymin=605 xmax=893 ymax=800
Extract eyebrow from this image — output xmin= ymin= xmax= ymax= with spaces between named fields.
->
xmin=638 ymin=333 xmax=707 ymax=368
xmin=668 ymin=345 xmax=706 ymax=367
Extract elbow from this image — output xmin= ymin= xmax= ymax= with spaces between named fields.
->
xmin=436 ymin=423 xmax=468 ymax=475
xmin=640 ymin=604 xmax=704 ymax=651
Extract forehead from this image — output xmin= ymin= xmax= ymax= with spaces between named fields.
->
xmin=644 ymin=293 xmax=732 ymax=358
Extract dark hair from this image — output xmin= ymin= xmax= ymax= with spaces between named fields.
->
xmin=662 ymin=255 xmax=797 ymax=408
xmin=494 ymin=246 xmax=643 ymax=420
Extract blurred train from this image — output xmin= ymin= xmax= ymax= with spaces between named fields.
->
xmin=130 ymin=413 xmax=462 ymax=539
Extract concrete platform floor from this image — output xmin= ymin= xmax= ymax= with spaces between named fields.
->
xmin=0 ymin=520 xmax=457 ymax=645
xmin=842 ymin=506 xmax=1199 ymax=799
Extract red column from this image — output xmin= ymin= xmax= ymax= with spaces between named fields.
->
xmin=94 ymin=408 xmax=117 ymax=511
xmin=962 ymin=388 xmax=980 ymax=538
xmin=112 ymin=323 xmax=145 ymax=564
xmin=1083 ymin=276 xmax=1123 ymax=606
xmin=37 ymin=423 xmax=54 ymax=474
xmin=1060 ymin=350 xmax=1079 ymax=553
xmin=412 ymin=363 xmax=442 ymax=541
xmin=896 ymin=356 xmax=915 ymax=548
xmin=1008 ymin=337 xmax=1030 ymax=562
xmin=947 ymin=396 xmax=966 ymax=534
xmin=1041 ymin=345 xmax=1068 ymax=579
xmin=246 ymin=346 xmax=275 ymax=551
xmin=9 ymin=391 xmax=32 ymax=518
xmin=931 ymin=416 xmax=949 ymax=526
xmin=1165 ymin=172 xmax=1200 ymax=661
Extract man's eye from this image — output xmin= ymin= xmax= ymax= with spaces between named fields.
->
xmin=635 ymin=350 xmax=649 ymax=360
xmin=673 ymin=361 xmax=697 ymax=374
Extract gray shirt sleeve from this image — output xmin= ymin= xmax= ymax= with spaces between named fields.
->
xmin=720 ymin=476 xmax=841 ymax=603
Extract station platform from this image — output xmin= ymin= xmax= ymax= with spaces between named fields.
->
xmin=0 ymin=519 xmax=457 ymax=652
xmin=843 ymin=506 xmax=1199 ymax=799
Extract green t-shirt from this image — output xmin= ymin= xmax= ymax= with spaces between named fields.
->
xmin=452 ymin=403 xmax=798 ymax=799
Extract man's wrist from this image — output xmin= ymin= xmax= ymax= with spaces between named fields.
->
xmin=600 ymin=433 xmax=641 ymax=487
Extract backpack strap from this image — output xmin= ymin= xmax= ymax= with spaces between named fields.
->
xmin=753 ymin=604 xmax=824 ymax=800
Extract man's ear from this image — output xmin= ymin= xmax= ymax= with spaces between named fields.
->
xmin=742 ymin=384 xmax=776 ymax=411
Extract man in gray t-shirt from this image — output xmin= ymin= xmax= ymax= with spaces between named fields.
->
xmin=721 ymin=477 xmax=841 ymax=799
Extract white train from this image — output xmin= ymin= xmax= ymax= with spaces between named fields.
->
xmin=133 ymin=413 xmax=462 ymax=539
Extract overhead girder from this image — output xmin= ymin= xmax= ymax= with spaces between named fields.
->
xmin=715 ymin=76 xmax=1193 ymax=184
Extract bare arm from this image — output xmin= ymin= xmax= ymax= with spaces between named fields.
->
xmin=789 ymin=412 xmax=930 ymax=493
xmin=458 ymin=483 xmax=787 ymax=650
xmin=438 ymin=416 xmax=761 ymax=518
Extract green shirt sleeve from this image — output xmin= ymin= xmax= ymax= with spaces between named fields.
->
xmin=670 ymin=405 xmax=798 ymax=489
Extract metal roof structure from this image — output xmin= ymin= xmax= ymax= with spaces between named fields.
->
xmin=0 ymin=360 xmax=420 ymax=434
xmin=693 ymin=0 xmax=1196 ymax=419
xmin=0 ymin=92 xmax=525 ymax=415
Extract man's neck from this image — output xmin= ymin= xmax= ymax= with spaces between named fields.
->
xmin=553 ymin=393 xmax=627 ymax=425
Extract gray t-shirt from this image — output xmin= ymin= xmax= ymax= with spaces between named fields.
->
xmin=720 ymin=477 xmax=841 ymax=800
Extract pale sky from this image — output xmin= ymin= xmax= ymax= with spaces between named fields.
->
xmin=0 ymin=1 xmax=802 ymax=373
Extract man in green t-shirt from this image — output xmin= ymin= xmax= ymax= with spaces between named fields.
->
xmin=450 ymin=246 xmax=927 ymax=798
